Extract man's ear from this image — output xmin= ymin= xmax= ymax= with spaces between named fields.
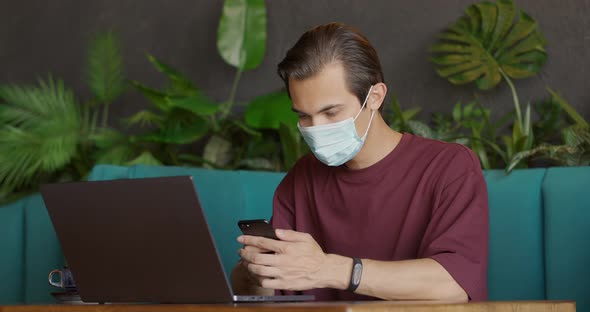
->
xmin=369 ymin=82 xmax=387 ymax=111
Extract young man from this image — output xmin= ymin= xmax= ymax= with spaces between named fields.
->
xmin=231 ymin=23 xmax=488 ymax=302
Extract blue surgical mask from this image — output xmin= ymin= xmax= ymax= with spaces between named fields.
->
xmin=298 ymin=85 xmax=376 ymax=166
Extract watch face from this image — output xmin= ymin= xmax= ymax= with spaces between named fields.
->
xmin=352 ymin=263 xmax=362 ymax=284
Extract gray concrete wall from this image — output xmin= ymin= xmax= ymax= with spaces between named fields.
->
xmin=1 ymin=0 xmax=588 ymax=123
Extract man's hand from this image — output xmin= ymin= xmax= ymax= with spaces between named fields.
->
xmin=239 ymin=245 xmax=270 ymax=285
xmin=237 ymin=229 xmax=349 ymax=291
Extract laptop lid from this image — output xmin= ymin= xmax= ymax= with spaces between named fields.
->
xmin=41 ymin=176 xmax=234 ymax=303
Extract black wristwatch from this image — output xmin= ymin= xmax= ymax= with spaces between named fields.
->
xmin=347 ymin=257 xmax=363 ymax=292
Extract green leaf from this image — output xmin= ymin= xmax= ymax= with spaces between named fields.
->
xmin=131 ymin=81 xmax=171 ymax=112
xmin=140 ymin=118 xmax=208 ymax=144
xmin=95 ymin=144 xmax=135 ymax=165
xmin=279 ymin=122 xmax=300 ymax=170
xmin=506 ymin=149 xmax=532 ymax=173
xmin=217 ymin=0 xmax=267 ymax=70
xmin=489 ymin=0 xmax=516 ymax=51
xmin=123 ymin=110 xmax=163 ymax=128
xmin=90 ymin=129 xmax=136 ymax=165
xmin=167 ymin=94 xmax=219 ymax=116
xmin=502 ymin=135 xmax=514 ymax=159
xmin=146 ymin=54 xmax=195 ymax=94
xmin=475 ymin=2 xmax=497 ymax=44
xmin=126 ymin=151 xmax=162 ymax=166
xmin=87 ymin=32 xmax=125 ymax=104
xmin=453 ymin=102 xmax=462 ymax=122
xmin=244 ymin=91 xmax=297 ymax=130
xmin=431 ymin=0 xmax=546 ymax=90
xmin=464 ymin=102 xmax=475 ymax=117
xmin=471 ymin=140 xmax=491 ymax=170
xmin=482 ymin=138 xmax=508 ymax=164
xmin=229 ymin=119 xmax=262 ymax=137
xmin=562 ymin=126 xmax=585 ymax=147
xmin=524 ymin=103 xmax=532 ymax=138
xmin=0 ymin=77 xmax=80 ymax=192
xmin=402 ymin=107 xmax=422 ymax=121
xmin=407 ymin=120 xmax=435 ymax=139
xmin=548 ymin=88 xmax=589 ymax=128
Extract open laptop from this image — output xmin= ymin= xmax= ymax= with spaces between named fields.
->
xmin=40 ymin=176 xmax=314 ymax=304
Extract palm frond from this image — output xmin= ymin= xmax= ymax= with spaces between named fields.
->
xmin=88 ymin=32 xmax=125 ymax=104
xmin=0 ymin=77 xmax=80 ymax=192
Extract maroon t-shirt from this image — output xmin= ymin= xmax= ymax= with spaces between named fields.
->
xmin=271 ymin=133 xmax=488 ymax=301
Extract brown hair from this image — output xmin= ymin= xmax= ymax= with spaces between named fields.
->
xmin=278 ymin=22 xmax=385 ymax=112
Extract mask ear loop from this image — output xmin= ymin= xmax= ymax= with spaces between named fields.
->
xmin=354 ymin=85 xmax=374 ymax=120
xmin=355 ymin=85 xmax=376 ymax=139
xmin=360 ymin=110 xmax=376 ymax=139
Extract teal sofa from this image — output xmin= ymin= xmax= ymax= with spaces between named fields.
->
xmin=1 ymin=165 xmax=589 ymax=310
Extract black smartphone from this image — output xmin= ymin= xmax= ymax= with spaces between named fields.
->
xmin=237 ymin=219 xmax=279 ymax=240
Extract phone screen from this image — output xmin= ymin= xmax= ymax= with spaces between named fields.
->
xmin=238 ymin=219 xmax=278 ymax=240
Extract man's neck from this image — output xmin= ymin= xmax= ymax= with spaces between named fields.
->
xmin=345 ymin=117 xmax=402 ymax=170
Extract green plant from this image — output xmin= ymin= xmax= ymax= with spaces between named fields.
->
xmin=388 ymin=97 xmax=510 ymax=169
xmin=431 ymin=0 xmax=547 ymax=170
xmin=431 ymin=0 xmax=546 ymax=90
xmin=0 ymin=32 xmax=158 ymax=204
xmin=243 ymin=91 xmax=304 ymax=170
xmin=532 ymin=94 xmax=566 ymax=145
xmin=386 ymin=93 xmax=422 ymax=133
xmin=507 ymin=89 xmax=590 ymax=171
xmin=129 ymin=0 xmax=301 ymax=171
xmin=0 ymin=78 xmax=82 ymax=197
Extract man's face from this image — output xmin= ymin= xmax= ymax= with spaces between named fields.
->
xmin=289 ymin=62 xmax=373 ymax=136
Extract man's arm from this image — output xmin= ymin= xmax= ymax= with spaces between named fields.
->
xmin=238 ymin=230 xmax=468 ymax=301
xmin=320 ymin=254 xmax=468 ymax=301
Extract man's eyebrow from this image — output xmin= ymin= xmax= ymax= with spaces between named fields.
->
xmin=292 ymin=104 xmax=344 ymax=115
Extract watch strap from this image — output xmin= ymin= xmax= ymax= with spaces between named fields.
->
xmin=347 ymin=257 xmax=363 ymax=292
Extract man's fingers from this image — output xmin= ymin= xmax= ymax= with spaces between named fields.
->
xmin=238 ymin=249 xmax=279 ymax=266
xmin=247 ymin=263 xmax=281 ymax=278
xmin=243 ymin=245 xmax=271 ymax=254
xmin=240 ymin=259 xmax=251 ymax=268
xmin=238 ymin=235 xmax=286 ymax=253
xmin=275 ymin=229 xmax=313 ymax=243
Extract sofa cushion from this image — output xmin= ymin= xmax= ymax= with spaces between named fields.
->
xmin=237 ymin=171 xmax=286 ymax=220
xmin=0 ymin=199 xmax=25 ymax=304
xmin=543 ymin=166 xmax=590 ymax=312
xmin=23 ymin=194 xmax=63 ymax=303
xmin=87 ymin=164 xmax=130 ymax=181
xmin=484 ymin=169 xmax=547 ymax=300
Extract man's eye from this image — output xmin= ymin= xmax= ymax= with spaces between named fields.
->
xmin=325 ymin=110 xmax=338 ymax=117
xmin=298 ymin=114 xmax=309 ymax=119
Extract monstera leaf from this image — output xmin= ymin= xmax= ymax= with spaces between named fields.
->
xmin=431 ymin=0 xmax=547 ymax=90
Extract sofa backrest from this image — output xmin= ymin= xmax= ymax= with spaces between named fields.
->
xmin=98 ymin=164 xmax=550 ymax=301
xmin=1 ymin=164 xmax=589 ymax=309
xmin=542 ymin=167 xmax=590 ymax=311
xmin=484 ymin=169 xmax=547 ymax=300
xmin=0 ymin=194 xmax=63 ymax=304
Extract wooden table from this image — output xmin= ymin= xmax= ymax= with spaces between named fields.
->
xmin=0 ymin=301 xmax=576 ymax=312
